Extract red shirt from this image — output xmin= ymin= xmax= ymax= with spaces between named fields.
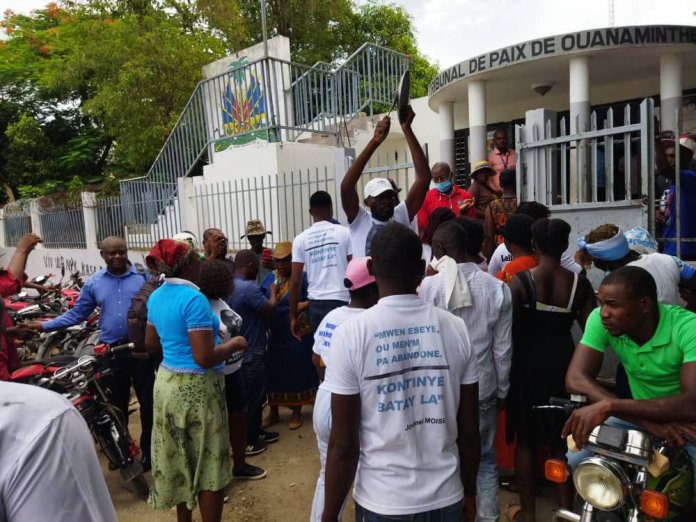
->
xmin=0 ymin=269 xmax=26 ymax=381
xmin=416 ymin=186 xmax=476 ymax=231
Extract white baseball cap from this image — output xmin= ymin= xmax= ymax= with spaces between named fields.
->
xmin=364 ymin=178 xmax=395 ymax=199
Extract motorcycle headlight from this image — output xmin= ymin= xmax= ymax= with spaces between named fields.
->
xmin=573 ymin=457 xmax=627 ymax=511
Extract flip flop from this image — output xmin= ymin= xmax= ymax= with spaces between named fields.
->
xmin=504 ymin=504 xmax=522 ymax=522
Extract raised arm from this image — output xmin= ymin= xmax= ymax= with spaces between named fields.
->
xmin=341 ymin=116 xmax=391 ymax=223
xmin=401 ymin=106 xmax=432 ymax=221
xmin=6 ymin=233 xmax=41 ymax=289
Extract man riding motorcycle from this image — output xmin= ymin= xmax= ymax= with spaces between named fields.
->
xmin=562 ymin=265 xmax=696 ymax=484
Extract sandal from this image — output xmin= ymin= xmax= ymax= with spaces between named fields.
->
xmin=504 ymin=504 xmax=522 ymax=522
xmin=288 ymin=410 xmax=303 ymax=430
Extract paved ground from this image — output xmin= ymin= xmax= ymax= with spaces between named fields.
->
xmin=106 ymin=403 xmax=556 ymax=521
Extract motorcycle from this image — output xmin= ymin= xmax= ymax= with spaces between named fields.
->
xmin=538 ymin=397 xmax=694 ymax=521
xmin=10 ymin=342 xmax=149 ymax=496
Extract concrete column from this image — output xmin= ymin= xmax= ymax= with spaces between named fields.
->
xmin=569 ymin=56 xmax=590 ymax=203
xmin=0 ymin=209 xmax=5 ymax=249
xmin=177 ymin=176 xmax=200 ymax=239
xmin=29 ymin=199 xmax=43 ymax=240
xmin=569 ymin=56 xmax=590 ymax=135
xmin=81 ymin=192 xmax=99 ymax=249
xmin=438 ymin=101 xmax=455 ymax=170
xmin=468 ymin=81 xmax=487 ymax=165
xmin=660 ymin=54 xmax=682 ymax=135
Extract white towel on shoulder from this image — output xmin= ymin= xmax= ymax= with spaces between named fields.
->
xmin=430 ymin=255 xmax=472 ymax=309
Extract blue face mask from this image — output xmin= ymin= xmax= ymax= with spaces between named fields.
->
xmin=434 ymin=179 xmax=452 ymax=193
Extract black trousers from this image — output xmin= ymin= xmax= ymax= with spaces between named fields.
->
xmin=103 ymin=354 xmax=155 ymax=460
xmin=241 ymin=354 xmax=265 ymax=445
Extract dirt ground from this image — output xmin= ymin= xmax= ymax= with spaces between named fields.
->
xmin=106 ymin=402 xmax=554 ymax=522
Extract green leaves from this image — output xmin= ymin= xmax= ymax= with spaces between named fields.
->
xmin=0 ymin=0 xmax=437 ymax=202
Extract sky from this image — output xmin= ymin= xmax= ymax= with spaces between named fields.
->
xmin=2 ymin=0 xmax=695 ymax=68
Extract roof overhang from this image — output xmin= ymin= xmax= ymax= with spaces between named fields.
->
xmin=427 ymin=25 xmax=696 ymax=113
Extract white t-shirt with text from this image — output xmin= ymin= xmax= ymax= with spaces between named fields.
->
xmin=487 ymin=243 xmax=582 ymax=275
xmin=349 ymin=202 xmax=411 ymax=258
xmin=323 ymin=294 xmax=479 ymax=515
xmin=313 ymin=305 xmax=364 ymax=368
xmin=209 ymin=298 xmax=244 ymax=375
xmin=293 ymin=221 xmax=352 ymax=301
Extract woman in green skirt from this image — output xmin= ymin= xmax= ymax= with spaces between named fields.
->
xmin=145 ymin=239 xmax=246 ymax=522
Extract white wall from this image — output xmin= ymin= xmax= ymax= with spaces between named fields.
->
xmin=0 ymin=247 xmax=150 ymax=281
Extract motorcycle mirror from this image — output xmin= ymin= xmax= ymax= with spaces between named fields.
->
xmin=34 ymin=276 xmax=47 ymax=285
xmin=61 ymin=266 xmax=65 ymax=277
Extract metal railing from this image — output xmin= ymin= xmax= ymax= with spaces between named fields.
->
xmin=2 ymin=201 xmax=32 ymax=247
xmin=36 ymin=199 xmax=87 ymax=249
xmin=193 ymin=167 xmax=335 ymax=251
xmin=117 ymin=44 xmax=409 ymax=231
xmin=355 ymin=146 xmax=417 ymax=201
xmin=516 ymin=99 xmax=654 ymax=211
xmin=91 ymin=189 xmax=181 ymax=250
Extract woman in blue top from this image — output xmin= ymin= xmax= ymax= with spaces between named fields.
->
xmin=144 ymin=239 xmax=246 ymax=522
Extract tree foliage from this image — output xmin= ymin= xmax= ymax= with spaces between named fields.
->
xmin=0 ymin=0 xmax=437 ymax=201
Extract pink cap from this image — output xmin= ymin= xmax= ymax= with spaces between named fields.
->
xmin=344 ymin=257 xmax=376 ymax=291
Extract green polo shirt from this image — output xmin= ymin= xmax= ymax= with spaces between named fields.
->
xmin=580 ymin=304 xmax=696 ymax=400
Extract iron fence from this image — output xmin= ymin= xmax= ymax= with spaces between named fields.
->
xmin=3 ymin=201 xmax=32 ymax=246
xmin=91 ymin=189 xmax=181 ymax=251
xmin=193 ymin=168 xmax=335 ymax=251
xmin=37 ymin=199 xmax=87 ymax=249
xmin=516 ymin=98 xmax=654 ymax=212
xmin=355 ymin=146 xmax=417 ymax=201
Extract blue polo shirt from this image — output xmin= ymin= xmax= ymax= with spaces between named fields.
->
xmin=147 ymin=278 xmax=221 ymax=373
xmin=42 ymin=264 xmax=147 ymax=344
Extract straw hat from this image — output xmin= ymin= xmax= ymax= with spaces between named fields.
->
xmin=272 ymin=241 xmax=292 ymax=259
xmin=469 ymin=160 xmax=496 ymax=178
xmin=241 ymin=219 xmax=272 ymax=238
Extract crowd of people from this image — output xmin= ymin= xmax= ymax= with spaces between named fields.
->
xmin=2 ymin=109 xmax=696 ymax=522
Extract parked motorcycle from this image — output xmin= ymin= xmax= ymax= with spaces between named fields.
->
xmin=538 ymin=397 xmax=693 ymax=521
xmin=10 ymin=342 xmax=149 ymax=496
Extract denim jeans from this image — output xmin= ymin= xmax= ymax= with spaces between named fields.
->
xmin=308 ymin=299 xmax=348 ymax=331
xmin=477 ymin=394 xmax=500 ymax=522
xmin=567 ymin=416 xmax=696 ymax=493
xmin=354 ymin=501 xmax=463 ymax=521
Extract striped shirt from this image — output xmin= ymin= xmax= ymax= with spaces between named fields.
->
xmin=419 ymin=262 xmax=512 ymax=400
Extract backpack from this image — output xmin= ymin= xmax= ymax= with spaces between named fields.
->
xmin=127 ymin=274 xmax=163 ymax=353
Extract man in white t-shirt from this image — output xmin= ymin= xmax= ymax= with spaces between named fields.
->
xmin=419 ymin=220 xmax=512 ymax=522
xmin=0 ymin=382 xmax=117 ymax=522
xmin=322 ymin=223 xmax=480 ymax=522
xmin=310 ymin=257 xmax=380 ymax=522
xmin=341 ymin=106 xmax=432 ymax=258
xmin=576 ymin=224 xmax=696 ymax=305
xmin=290 ymin=191 xmax=353 ymax=336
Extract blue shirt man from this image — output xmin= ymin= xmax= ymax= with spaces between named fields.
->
xmin=226 ymin=249 xmax=277 ymax=450
xmin=40 ymin=262 xmax=148 ymax=343
xmin=28 ymin=236 xmax=154 ymax=466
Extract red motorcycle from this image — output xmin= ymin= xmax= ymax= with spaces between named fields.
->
xmin=11 ymin=342 xmax=149 ymax=496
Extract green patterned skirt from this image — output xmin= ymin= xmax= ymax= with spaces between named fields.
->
xmin=148 ymin=367 xmax=231 ymax=510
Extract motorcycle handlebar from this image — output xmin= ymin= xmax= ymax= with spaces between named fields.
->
xmin=93 ymin=342 xmax=135 ymax=357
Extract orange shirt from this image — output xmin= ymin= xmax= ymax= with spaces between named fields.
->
xmin=495 ymin=255 xmax=538 ymax=285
